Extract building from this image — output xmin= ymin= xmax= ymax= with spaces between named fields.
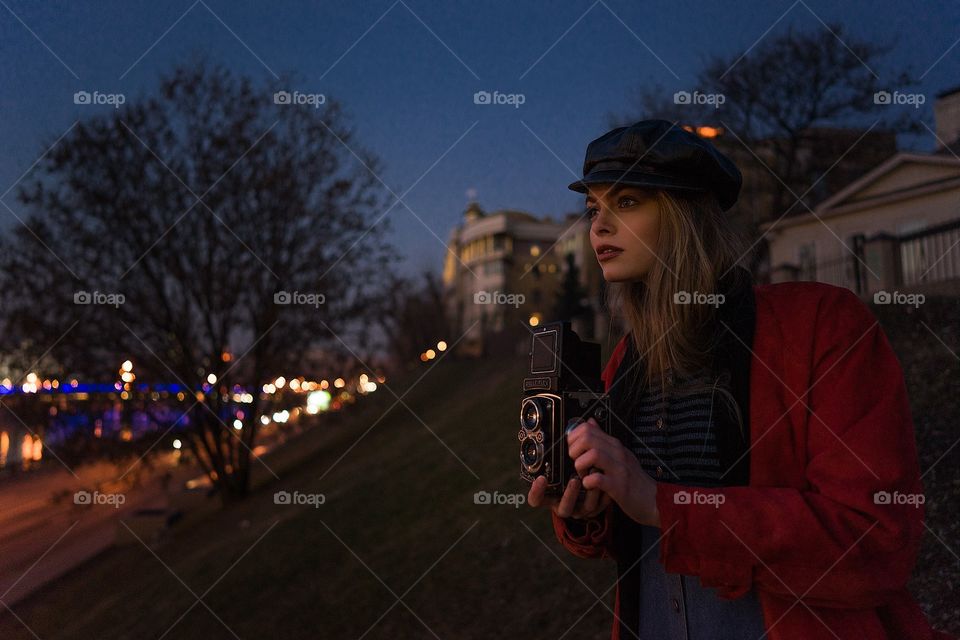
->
xmin=442 ymin=202 xmax=606 ymax=355
xmin=763 ymin=87 xmax=960 ymax=297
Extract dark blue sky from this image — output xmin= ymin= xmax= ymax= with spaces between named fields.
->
xmin=1 ymin=0 xmax=958 ymax=276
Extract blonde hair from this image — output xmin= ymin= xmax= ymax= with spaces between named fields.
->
xmin=605 ymin=188 xmax=751 ymax=422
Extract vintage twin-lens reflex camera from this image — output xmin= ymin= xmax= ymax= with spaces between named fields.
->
xmin=519 ymin=321 xmax=612 ymax=497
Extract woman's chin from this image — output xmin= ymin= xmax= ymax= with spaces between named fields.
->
xmin=600 ymin=265 xmax=643 ymax=283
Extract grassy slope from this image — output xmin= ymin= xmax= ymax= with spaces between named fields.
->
xmin=0 ymin=356 xmax=616 ymax=640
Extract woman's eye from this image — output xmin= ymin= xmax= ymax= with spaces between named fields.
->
xmin=585 ymin=206 xmax=598 ymax=220
xmin=618 ymin=196 xmax=637 ymax=208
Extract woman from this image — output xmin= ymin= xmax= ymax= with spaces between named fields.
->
xmin=527 ymin=120 xmax=953 ymax=640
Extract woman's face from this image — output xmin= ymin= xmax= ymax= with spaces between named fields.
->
xmin=586 ymin=184 xmax=661 ymax=282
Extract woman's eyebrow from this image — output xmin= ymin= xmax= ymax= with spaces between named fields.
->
xmin=585 ymin=186 xmax=628 ymax=204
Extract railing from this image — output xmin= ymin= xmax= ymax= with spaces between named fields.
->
xmin=898 ymin=217 xmax=960 ymax=286
xmin=799 ymin=219 xmax=960 ymax=294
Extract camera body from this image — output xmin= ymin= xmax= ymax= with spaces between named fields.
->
xmin=519 ymin=321 xmax=612 ymax=497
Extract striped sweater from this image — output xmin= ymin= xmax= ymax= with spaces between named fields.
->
xmin=622 ymin=369 xmax=732 ymax=487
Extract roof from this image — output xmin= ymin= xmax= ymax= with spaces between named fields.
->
xmin=760 ymin=152 xmax=960 ymax=231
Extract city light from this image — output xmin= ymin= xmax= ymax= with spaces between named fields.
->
xmin=306 ymin=390 xmax=331 ymax=414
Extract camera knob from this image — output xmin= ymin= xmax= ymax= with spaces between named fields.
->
xmin=535 ymin=431 xmax=544 ymax=443
xmin=594 ymin=407 xmax=607 ymax=422
xmin=517 ymin=430 xmax=525 ymax=441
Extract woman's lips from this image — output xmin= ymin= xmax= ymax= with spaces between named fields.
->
xmin=597 ymin=248 xmax=623 ymax=262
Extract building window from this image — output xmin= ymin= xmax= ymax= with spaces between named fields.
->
xmin=530 ymin=244 xmax=541 ymax=257
xmin=483 ymin=261 xmax=504 ymax=275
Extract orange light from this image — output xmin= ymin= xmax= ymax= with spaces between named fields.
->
xmin=696 ymin=126 xmax=722 ymax=138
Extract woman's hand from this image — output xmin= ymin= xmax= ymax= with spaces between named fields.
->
xmin=566 ymin=417 xmax=661 ymax=527
xmin=527 ymin=474 xmax=611 ymax=519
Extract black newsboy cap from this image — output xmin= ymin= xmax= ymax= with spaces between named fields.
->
xmin=567 ymin=119 xmax=742 ymax=211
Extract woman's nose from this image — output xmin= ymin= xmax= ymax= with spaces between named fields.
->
xmin=591 ymin=205 xmax=615 ymax=235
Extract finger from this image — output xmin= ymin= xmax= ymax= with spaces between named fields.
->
xmin=555 ymin=477 xmax=581 ymax=518
xmin=568 ymin=426 xmax=617 ymax=460
xmin=598 ymin=492 xmax=612 ymax=510
xmin=527 ymin=475 xmax=545 ymax=507
xmin=529 ymin=476 xmax=559 ymax=509
xmin=572 ymin=449 xmax=598 ymax=477
xmin=573 ymin=449 xmax=614 ymax=478
xmin=581 ymin=470 xmax=609 ymax=494
xmin=579 ymin=487 xmax=600 ymax=515
xmin=566 ymin=416 xmax=598 ymax=445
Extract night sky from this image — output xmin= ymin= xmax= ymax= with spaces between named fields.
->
xmin=1 ymin=0 xmax=958 ymax=276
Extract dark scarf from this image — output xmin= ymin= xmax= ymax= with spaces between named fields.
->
xmin=605 ymin=266 xmax=756 ymax=639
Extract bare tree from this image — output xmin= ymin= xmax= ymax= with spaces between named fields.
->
xmin=0 ymin=60 xmax=398 ymax=502
xmin=617 ymin=24 xmax=918 ymax=237
xmin=378 ymin=270 xmax=450 ymax=366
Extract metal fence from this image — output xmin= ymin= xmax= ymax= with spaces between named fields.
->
xmin=899 ymin=217 xmax=960 ymax=287
xmin=802 ymin=219 xmax=960 ymax=294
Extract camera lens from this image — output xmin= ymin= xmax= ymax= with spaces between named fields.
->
xmin=520 ymin=437 xmax=541 ymax=468
xmin=520 ymin=399 xmax=540 ymax=430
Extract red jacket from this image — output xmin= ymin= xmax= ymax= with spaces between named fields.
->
xmin=551 ymin=281 xmax=954 ymax=640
